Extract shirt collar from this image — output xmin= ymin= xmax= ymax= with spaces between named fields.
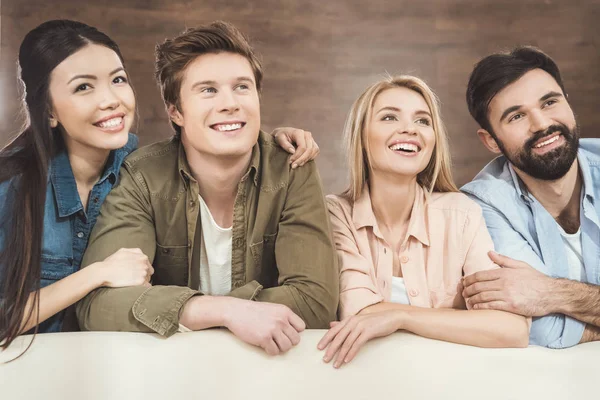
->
xmin=50 ymin=133 xmax=138 ymax=218
xmin=352 ymin=183 xmax=430 ymax=246
xmin=577 ymin=148 xmax=596 ymax=203
xmin=507 ymin=146 xmax=595 ymax=203
xmin=177 ymin=133 xmax=261 ymax=186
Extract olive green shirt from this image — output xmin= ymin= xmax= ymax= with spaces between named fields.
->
xmin=76 ymin=132 xmax=338 ymax=336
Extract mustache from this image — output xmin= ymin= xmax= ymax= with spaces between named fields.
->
xmin=525 ymin=124 xmax=571 ymax=149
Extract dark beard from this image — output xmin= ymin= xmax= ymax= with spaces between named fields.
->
xmin=494 ymin=123 xmax=580 ymax=181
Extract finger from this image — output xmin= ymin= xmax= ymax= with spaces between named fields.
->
xmin=318 ymin=318 xmax=348 ymax=350
xmin=282 ymin=323 xmax=302 ymax=346
xmin=288 ymin=312 xmax=306 ymax=332
xmin=463 ymin=269 xmax=502 ymax=287
xmin=273 ymin=330 xmax=293 ymax=353
xmin=462 ymin=280 xmax=502 ymax=298
xmin=293 ymin=131 xmax=315 ymax=167
xmin=334 ymin=327 xmax=361 ymax=368
xmin=330 ymin=321 xmax=340 ymax=328
xmin=290 ymin=130 xmax=308 ymax=167
xmin=323 ymin=322 xmax=354 ymax=362
xmin=272 ymin=128 xmax=297 ymax=154
xmin=472 ymin=300 xmax=512 ymax=312
xmin=466 ymin=290 xmax=505 ymax=307
xmin=488 ymin=251 xmax=527 ymax=269
xmin=345 ymin=333 xmax=369 ymax=363
xmin=142 ymin=281 xmax=152 ymax=288
xmin=263 ymin=339 xmax=280 ymax=356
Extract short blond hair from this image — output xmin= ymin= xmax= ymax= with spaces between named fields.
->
xmin=342 ymin=75 xmax=458 ymax=202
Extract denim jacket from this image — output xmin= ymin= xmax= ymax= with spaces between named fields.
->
xmin=461 ymin=139 xmax=600 ymax=348
xmin=0 ymin=133 xmax=137 ymax=333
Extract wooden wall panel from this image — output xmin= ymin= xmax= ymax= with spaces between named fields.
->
xmin=2 ymin=0 xmax=599 ymax=193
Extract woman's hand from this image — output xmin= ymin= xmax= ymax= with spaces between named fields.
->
xmin=271 ymin=127 xmax=320 ymax=168
xmin=92 ymin=248 xmax=154 ymax=288
xmin=317 ymin=310 xmax=403 ymax=368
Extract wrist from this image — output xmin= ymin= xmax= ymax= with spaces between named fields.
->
xmin=547 ymin=278 xmax=574 ymax=315
xmin=180 ymin=295 xmax=235 ymax=330
xmin=392 ymin=309 xmax=409 ymax=331
xmin=85 ymin=262 xmax=107 ymax=290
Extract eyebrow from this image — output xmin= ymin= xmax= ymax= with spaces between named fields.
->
xmin=67 ymin=67 xmax=125 ymax=85
xmin=499 ymin=91 xmax=564 ymax=122
xmin=190 ymin=76 xmax=254 ymax=91
xmin=376 ymin=106 xmax=432 ymax=117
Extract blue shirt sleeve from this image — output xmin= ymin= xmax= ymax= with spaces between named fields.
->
xmin=466 ymin=193 xmax=585 ymax=349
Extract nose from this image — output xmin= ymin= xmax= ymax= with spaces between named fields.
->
xmin=529 ymin=109 xmax=552 ymax=134
xmin=98 ymin=85 xmax=120 ymax=110
xmin=217 ymin=88 xmax=240 ymax=113
xmin=397 ymin=118 xmax=417 ymax=135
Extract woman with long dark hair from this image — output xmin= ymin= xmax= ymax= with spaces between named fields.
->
xmin=0 ymin=20 xmax=155 ymax=350
xmin=0 ymin=19 xmax=319 ymax=351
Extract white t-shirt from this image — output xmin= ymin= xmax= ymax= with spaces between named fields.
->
xmin=198 ymin=195 xmax=233 ymax=295
xmin=558 ymin=225 xmax=586 ymax=282
xmin=390 ymin=276 xmax=411 ymax=305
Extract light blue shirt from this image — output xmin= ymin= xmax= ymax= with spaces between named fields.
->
xmin=461 ymin=139 xmax=600 ymax=349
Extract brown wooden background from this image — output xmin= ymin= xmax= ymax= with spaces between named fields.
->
xmin=2 ymin=0 xmax=600 ymax=193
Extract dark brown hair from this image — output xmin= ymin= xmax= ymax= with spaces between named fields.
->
xmin=0 ymin=19 xmax=125 ymax=353
xmin=466 ymin=46 xmax=566 ymax=133
xmin=154 ymin=20 xmax=263 ymax=136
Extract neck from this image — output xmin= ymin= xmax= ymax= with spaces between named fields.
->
xmin=514 ymin=160 xmax=582 ymax=230
xmin=183 ymin=141 xmax=252 ymax=227
xmin=369 ymin=171 xmax=417 ymax=230
xmin=64 ymin=139 xmax=110 ymax=211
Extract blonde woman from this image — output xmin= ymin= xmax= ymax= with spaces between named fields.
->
xmin=318 ymin=75 xmax=530 ymax=368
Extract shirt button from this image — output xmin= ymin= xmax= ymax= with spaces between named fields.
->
xmin=409 ymin=289 xmax=419 ymax=297
xmin=401 ymin=255 xmax=409 ymax=263
xmin=383 ymin=248 xmax=387 ymax=254
xmin=77 ymin=232 xmax=84 ymax=238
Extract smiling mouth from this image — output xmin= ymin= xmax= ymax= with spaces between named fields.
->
xmin=533 ymin=134 xmax=561 ymax=149
xmin=210 ymin=122 xmax=246 ymax=132
xmin=389 ymin=143 xmax=421 ymax=153
xmin=94 ymin=117 xmax=123 ymax=129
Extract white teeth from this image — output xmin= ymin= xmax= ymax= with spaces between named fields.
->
xmin=389 ymin=143 xmax=419 ymax=152
xmin=534 ymin=135 xmax=560 ymax=148
xmin=214 ymin=123 xmax=242 ymax=132
xmin=97 ymin=117 xmax=123 ymax=128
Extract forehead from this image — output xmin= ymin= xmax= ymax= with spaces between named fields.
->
xmin=373 ymin=87 xmax=429 ymax=112
xmin=51 ymin=44 xmax=123 ymax=83
xmin=488 ymin=69 xmax=563 ymax=116
xmin=181 ymin=52 xmax=254 ymax=86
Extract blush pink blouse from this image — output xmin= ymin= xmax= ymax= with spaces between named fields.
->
xmin=327 ymin=184 xmax=498 ymax=319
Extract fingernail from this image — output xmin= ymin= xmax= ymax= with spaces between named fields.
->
xmin=292 ymin=163 xmax=298 ymax=169
xmin=288 ymin=147 xmax=296 ymax=153
xmin=323 ymin=356 xmax=329 ymax=362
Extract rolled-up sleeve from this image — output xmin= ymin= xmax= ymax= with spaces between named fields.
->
xmin=77 ymin=164 xmax=199 ymax=337
xmin=467 ymin=195 xmax=584 ymax=348
xmin=327 ymin=197 xmax=382 ymax=320
xmin=250 ymin=162 xmax=339 ymax=328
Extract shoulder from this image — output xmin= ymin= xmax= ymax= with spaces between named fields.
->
xmin=429 ymin=191 xmax=483 ymax=217
xmin=326 ymin=194 xmax=352 ymax=214
xmin=123 ymin=137 xmax=178 ymax=172
xmin=580 ymin=138 xmax=600 ymax=165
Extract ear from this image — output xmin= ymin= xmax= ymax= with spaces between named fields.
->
xmin=167 ymin=104 xmax=184 ymax=127
xmin=476 ymin=128 xmax=502 ymax=155
xmin=49 ymin=114 xmax=58 ymax=128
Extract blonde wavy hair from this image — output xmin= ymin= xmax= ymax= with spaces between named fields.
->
xmin=342 ymin=75 xmax=458 ymax=202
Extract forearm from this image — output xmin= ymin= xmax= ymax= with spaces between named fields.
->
xmin=362 ymin=303 xmax=529 ymax=348
xmin=580 ymin=324 xmax=600 ymax=344
xmin=20 ymin=265 xmax=101 ymax=333
xmin=256 ymin=284 xmax=337 ymax=329
xmin=549 ymin=279 xmax=600 ymax=327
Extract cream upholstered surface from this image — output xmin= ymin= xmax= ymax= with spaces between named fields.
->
xmin=0 ymin=330 xmax=596 ymax=400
